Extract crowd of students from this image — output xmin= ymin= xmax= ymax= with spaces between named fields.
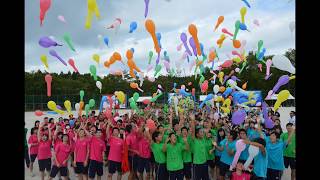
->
xmin=25 ymin=107 xmax=296 ymax=180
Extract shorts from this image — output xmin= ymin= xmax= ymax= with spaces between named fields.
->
xmin=38 ymin=158 xmax=51 ymax=172
xmin=215 ymin=156 xmax=221 ymax=166
xmin=284 ymin=157 xmax=296 ymax=169
xmin=137 ymin=157 xmax=151 ymax=173
xmin=128 ymin=155 xmax=139 ymax=172
xmin=108 ymin=160 xmax=122 ymax=174
xmin=207 ymin=160 xmax=215 ymax=168
xmin=50 ymin=165 xmax=68 ymax=177
xmin=88 ymin=160 xmax=103 ymax=178
xmin=193 ymin=163 xmax=209 ymax=180
xmin=30 ymin=154 xmax=37 ymax=162
xmin=267 ymin=168 xmax=282 ymax=180
xmin=150 ymin=152 xmax=155 ymax=164
xmin=219 ymin=161 xmax=231 ymax=177
xmin=238 ymin=159 xmax=246 ymax=164
xmin=75 ymin=162 xmax=89 ymax=174
xmin=183 ymin=162 xmax=192 ymax=179
xmin=155 ymin=163 xmax=168 ymax=180
xmin=251 ymin=172 xmax=266 ymax=180
xmin=168 ymin=169 xmax=184 ymax=180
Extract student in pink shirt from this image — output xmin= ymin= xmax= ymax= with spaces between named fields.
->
xmin=106 ymin=122 xmax=124 ymax=180
xmin=37 ymin=123 xmax=52 ymax=180
xmin=74 ymin=128 xmax=90 ymax=180
xmin=137 ymin=126 xmax=152 ymax=180
xmin=231 ymin=162 xmax=250 ymax=180
xmin=49 ymin=134 xmax=72 ymax=180
xmin=125 ymin=124 xmax=140 ymax=180
xmin=28 ymin=127 xmax=39 ymax=177
xmin=88 ymin=129 xmax=106 ymax=180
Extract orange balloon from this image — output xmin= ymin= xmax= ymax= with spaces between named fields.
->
xmin=113 ymin=52 xmax=122 ymax=61
xmin=145 ymin=19 xmax=160 ymax=53
xmin=233 ymin=40 xmax=241 ymax=48
xmin=196 ymin=60 xmax=203 ymax=66
xmin=130 ymin=82 xmax=138 ymax=89
xmin=219 ymin=86 xmax=226 ymax=93
xmin=214 ymin=16 xmax=224 ymax=31
xmin=242 ymin=82 xmax=247 ymax=90
xmin=126 ymin=49 xmax=133 ymax=59
xmin=208 ymin=51 xmax=216 ymax=62
xmin=188 ymin=24 xmax=202 ymax=56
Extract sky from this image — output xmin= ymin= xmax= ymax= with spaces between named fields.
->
xmin=25 ymin=0 xmax=295 ymax=77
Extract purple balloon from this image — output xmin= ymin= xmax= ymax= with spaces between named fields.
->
xmin=232 ymin=110 xmax=246 ymax=125
xmin=265 ymin=118 xmax=275 ymax=129
xmin=156 ymin=52 xmax=160 ymax=65
xmin=56 ymin=105 xmax=62 ymax=110
xmin=39 ymin=36 xmax=61 ymax=48
xmin=49 ymin=49 xmax=67 ymax=66
xmin=180 ymin=33 xmax=192 ymax=56
xmin=144 ymin=0 xmax=150 ymax=18
xmin=261 ymin=101 xmax=274 ymax=128
xmin=231 ymin=75 xmax=241 ymax=82
xmin=272 ymin=75 xmax=290 ymax=93
xmin=189 ymin=37 xmax=197 ymax=56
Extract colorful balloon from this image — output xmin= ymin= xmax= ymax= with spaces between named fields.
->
xmin=49 ymin=50 xmax=67 ymax=66
xmin=189 ymin=37 xmax=197 ymax=56
xmin=104 ymin=36 xmax=109 ymax=46
xmin=240 ymin=7 xmax=247 ymax=23
xmin=63 ymin=33 xmax=76 ymax=52
xmin=214 ymin=16 xmax=224 ymax=31
xmin=47 ymin=101 xmax=65 ymax=114
xmin=39 ymin=36 xmax=61 ymax=48
xmin=126 ymin=49 xmax=141 ymax=79
xmin=85 ymin=0 xmax=101 ymax=29
xmin=40 ymin=0 xmax=52 ymax=26
xmin=130 ymin=82 xmax=144 ymax=92
xmin=57 ymin=15 xmax=66 ymax=23
xmin=80 ymin=90 xmax=84 ymax=101
xmin=68 ymin=58 xmax=79 ymax=73
xmin=233 ymin=40 xmax=241 ymax=49
xmin=89 ymin=65 xmax=97 ymax=81
xmin=188 ymin=24 xmax=201 ymax=56
xmin=64 ymin=100 xmax=72 ymax=114
xmin=144 ymin=0 xmax=150 ymax=18
xmin=45 ymin=74 xmax=52 ymax=97
xmin=96 ymin=81 xmax=102 ymax=93
xmin=145 ymin=19 xmax=160 ymax=53
xmin=148 ymin=51 xmax=153 ymax=64
xmin=115 ymin=91 xmax=125 ymax=104
xmin=265 ymin=59 xmax=272 ymax=77
xmin=258 ymin=64 xmax=262 ymax=72
xmin=180 ymin=33 xmax=192 ymax=56
xmin=35 ymin=110 xmax=45 ymax=116
xmin=241 ymin=0 xmax=251 ymax=8
xmin=129 ymin=21 xmax=138 ymax=33
xmin=89 ymin=99 xmax=95 ymax=108
xmin=232 ymin=110 xmax=246 ymax=125
xmin=92 ymin=54 xmax=100 ymax=64
xmin=106 ymin=18 xmax=122 ymax=29
xmin=222 ymin=28 xmax=234 ymax=36
xmin=274 ymin=90 xmax=290 ymax=111
xmin=40 ymin=55 xmax=49 ymax=69
xmin=233 ymin=20 xmax=241 ymax=40
xmin=272 ymin=55 xmax=295 ymax=74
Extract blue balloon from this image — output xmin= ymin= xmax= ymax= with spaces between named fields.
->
xmin=179 ymin=88 xmax=191 ymax=97
xmin=239 ymin=23 xmax=248 ymax=31
xmin=258 ymin=48 xmax=266 ymax=60
xmin=199 ymin=93 xmax=213 ymax=109
xmin=200 ymin=43 xmax=206 ymax=56
xmin=47 ymin=111 xmax=58 ymax=114
xmin=242 ymin=0 xmax=251 ymax=8
xmin=222 ymin=87 xmax=233 ymax=98
xmin=99 ymin=96 xmax=107 ymax=112
xmin=129 ymin=21 xmax=137 ymax=33
xmin=156 ymin=32 xmax=162 ymax=48
xmin=104 ymin=37 xmax=109 ymax=46
xmin=130 ymin=48 xmax=135 ymax=53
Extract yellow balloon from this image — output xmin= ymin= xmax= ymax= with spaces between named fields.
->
xmin=222 ymin=98 xmax=231 ymax=107
xmin=233 ymin=57 xmax=241 ymax=64
xmin=274 ymin=90 xmax=290 ymax=111
xmin=218 ymin=71 xmax=224 ymax=84
xmin=47 ymin=101 xmax=65 ymax=114
xmin=248 ymin=92 xmax=255 ymax=100
xmin=115 ymin=91 xmax=125 ymax=104
xmin=64 ymin=100 xmax=72 ymax=114
xmin=40 ymin=55 xmax=49 ymax=69
xmin=240 ymin=7 xmax=247 ymax=23
xmin=221 ymin=106 xmax=230 ymax=114
xmin=92 ymin=54 xmax=100 ymax=64
xmin=289 ymin=75 xmax=295 ymax=80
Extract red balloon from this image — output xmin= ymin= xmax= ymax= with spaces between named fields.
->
xmin=146 ymin=119 xmax=156 ymax=132
xmin=35 ymin=110 xmax=44 ymax=116
xmin=143 ymin=99 xmax=151 ymax=105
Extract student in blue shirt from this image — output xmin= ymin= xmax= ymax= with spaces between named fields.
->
xmin=238 ymin=129 xmax=249 ymax=164
xmin=215 ymin=128 xmax=226 ymax=179
xmin=214 ymin=130 xmax=237 ymax=180
xmin=265 ymin=131 xmax=294 ymax=180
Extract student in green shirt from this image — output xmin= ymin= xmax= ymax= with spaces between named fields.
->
xmin=205 ymin=129 xmax=216 ymax=179
xmin=162 ymin=132 xmax=189 ymax=180
xmin=280 ymin=123 xmax=296 ymax=180
xmin=178 ymin=127 xmax=193 ymax=180
xmin=149 ymin=131 xmax=168 ymax=180
xmin=190 ymin=113 xmax=210 ymax=180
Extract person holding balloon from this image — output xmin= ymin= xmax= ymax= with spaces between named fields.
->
xmin=37 ymin=122 xmax=53 ymax=180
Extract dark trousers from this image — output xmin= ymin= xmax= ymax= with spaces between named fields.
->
xmin=25 ymin=147 xmax=30 ymax=168
xmin=267 ymin=168 xmax=282 ymax=180
xmin=193 ymin=163 xmax=209 ymax=180
xmin=155 ymin=163 xmax=168 ymax=180
xmin=169 ymin=169 xmax=184 ymax=180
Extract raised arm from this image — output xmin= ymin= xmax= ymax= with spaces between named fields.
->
xmin=162 ymin=136 xmax=170 ymax=152
xmin=182 ymin=137 xmax=189 ymax=151
xmin=189 ymin=113 xmax=196 ymax=139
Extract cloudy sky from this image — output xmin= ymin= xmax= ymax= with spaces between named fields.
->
xmin=25 ymin=0 xmax=295 ymax=77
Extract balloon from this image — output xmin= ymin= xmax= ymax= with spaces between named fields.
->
xmin=57 ymin=15 xmax=66 ymax=23
xmin=133 ymin=92 xmax=140 ymax=102
xmin=232 ymin=110 xmax=246 ymax=125
xmin=154 ymin=64 xmax=162 ymax=77
xmin=201 ymin=80 xmax=209 ymax=93
xmin=89 ymin=99 xmax=95 ymax=108
xmin=266 ymin=75 xmax=293 ymax=99
xmin=39 ymin=36 xmax=61 ymax=48
xmin=85 ymin=104 xmax=90 ymax=117
xmin=230 ymin=139 xmax=246 ymax=170
xmin=85 ymin=0 xmax=100 ymax=29
xmin=217 ymin=34 xmax=226 ymax=48
xmin=189 ymin=37 xmax=197 ymax=56
xmin=130 ymin=82 xmax=144 ymax=92
xmin=148 ymin=51 xmax=153 ymax=64
xmin=213 ymin=85 xmax=219 ymax=94
xmin=64 ymin=100 xmax=72 ymax=114
xmin=96 ymin=81 xmax=102 ymax=93
xmin=219 ymin=60 xmax=233 ymax=68
xmin=257 ymin=64 xmax=262 ymax=72
xmin=68 ymin=58 xmax=79 ymax=73
xmin=219 ymin=86 xmax=226 ymax=93
xmin=115 ymin=91 xmax=125 ymax=104
xmin=218 ymin=71 xmax=224 ymax=84
xmin=222 ymin=87 xmax=233 ymax=98
xmin=47 ymin=111 xmax=58 ymax=114
xmin=92 ymin=54 xmax=100 ymax=64
xmin=148 ymin=76 xmax=155 ymax=82
xmin=242 ymin=82 xmax=247 ymax=90
xmin=156 ymin=33 xmax=162 ymax=48
xmin=129 ymin=21 xmax=138 ymax=33
xmin=40 ymin=55 xmax=49 ymax=69
xmin=257 ymin=40 xmax=264 ymax=57
xmin=45 ymin=74 xmax=52 ymax=97
xmin=126 ymin=49 xmax=141 ymax=79
xmin=188 ymin=24 xmax=201 ymax=56
xmin=106 ymin=18 xmax=122 ymax=29
xmin=289 ymin=21 xmax=295 ymax=33
xmin=104 ymin=36 xmax=109 ymax=46
xmin=146 ymin=119 xmax=156 ymax=131
xmin=80 ymin=90 xmax=84 ymax=101
xmin=63 ymin=33 xmax=76 ymax=52
xmin=253 ymin=19 xmax=260 ymax=26
xmin=40 ymin=0 xmax=52 ymax=26
xmin=258 ymin=48 xmax=266 ymax=61
xmin=222 ymin=28 xmax=233 ymax=36
xmin=79 ymin=101 xmax=84 ymax=115
xmin=47 ymin=101 xmax=65 ymax=114
xmin=233 ymin=20 xmax=241 ymax=40
xmin=177 ymin=43 xmax=183 ymax=51
xmin=49 ymin=50 xmax=67 ymax=66
xmin=214 ymin=16 xmax=224 ymax=31
xmin=144 ymin=0 xmax=150 ymax=18
xmin=89 ymin=65 xmax=97 ymax=81
xmin=240 ymin=7 xmax=247 ymax=23
xmin=241 ymin=0 xmax=251 ymax=8
xmin=180 ymin=33 xmax=192 ymax=56
xmin=272 ymin=55 xmax=295 ymax=74
xmin=151 ymin=92 xmax=163 ymax=102
xmin=239 ymin=23 xmax=249 ymax=31
xmin=265 ymin=59 xmax=272 ymax=78
xmin=233 ymin=40 xmax=241 ymax=49
xmin=75 ymin=103 xmax=80 ymax=112
xmin=274 ymin=90 xmax=290 ymax=111
xmin=35 ymin=110 xmax=45 ymax=116
xmin=145 ymin=19 xmax=160 ymax=53
xmin=235 ymin=68 xmax=240 ymax=72
xmin=143 ymin=99 xmax=151 ymax=105
xmin=208 ymin=51 xmax=216 ymax=63
xmin=199 ymin=94 xmax=213 ymax=108
xmin=163 ymin=60 xmax=170 ymax=72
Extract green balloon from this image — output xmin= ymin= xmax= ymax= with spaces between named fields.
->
xmin=63 ymin=33 xmax=76 ymax=52
xmin=151 ymin=92 xmax=163 ymax=102
xmin=89 ymin=65 xmax=97 ymax=81
xmin=89 ymin=99 xmax=95 ymax=108
xmin=133 ymin=92 xmax=139 ymax=102
xmin=199 ymin=74 xmax=205 ymax=85
xmin=80 ymin=90 xmax=84 ymax=101
xmin=154 ymin=64 xmax=162 ymax=77
xmin=233 ymin=20 xmax=241 ymax=40
xmin=85 ymin=104 xmax=90 ymax=117
xmin=257 ymin=40 xmax=264 ymax=58
xmin=148 ymin=51 xmax=153 ymax=64
xmin=163 ymin=104 xmax=168 ymax=113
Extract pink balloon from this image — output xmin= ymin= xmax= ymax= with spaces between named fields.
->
xmin=163 ymin=61 xmax=170 ymax=71
xmin=177 ymin=43 xmax=183 ymax=51
xmin=68 ymin=58 xmax=79 ymax=72
xmin=222 ymin=28 xmax=234 ymax=36
xmin=35 ymin=110 xmax=44 ymax=116
xmin=148 ymin=76 xmax=155 ymax=82
xmin=143 ymin=99 xmax=151 ymax=105
xmin=40 ymin=0 xmax=52 ymax=26
xmin=232 ymin=50 xmax=242 ymax=59
xmin=201 ymin=80 xmax=209 ymax=93
xmin=266 ymin=59 xmax=272 ymax=76
xmin=57 ymin=15 xmax=66 ymax=23
xmin=146 ymin=119 xmax=156 ymax=132
xmin=45 ymin=74 xmax=52 ymax=97
xmin=219 ymin=60 xmax=233 ymax=68
xmin=231 ymin=139 xmax=246 ymax=169
xmin=258 ymin=64 xmax=262 ymax=72
xmin=253 ymin=19 xmax=260 ymax=26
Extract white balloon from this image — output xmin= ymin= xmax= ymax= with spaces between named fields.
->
xmin=235 ymin=68 xmax=240 ymax=72
xmin=272 ymin=55 xmax=295 ymax=74
xmin=289 ymin=21 xmax=295 ymax=33
xmin=75 ymin=103 xmax=80 ymax=111
xmin=213 ymin=85 xmax=220 ymax=94
xmin=103 ymin=102 xmax=108 ymax=109
xmin=96 ymin=81 xmax=102 ymax=89
xmin=148 ymin=76 xmax=155 ymax=82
